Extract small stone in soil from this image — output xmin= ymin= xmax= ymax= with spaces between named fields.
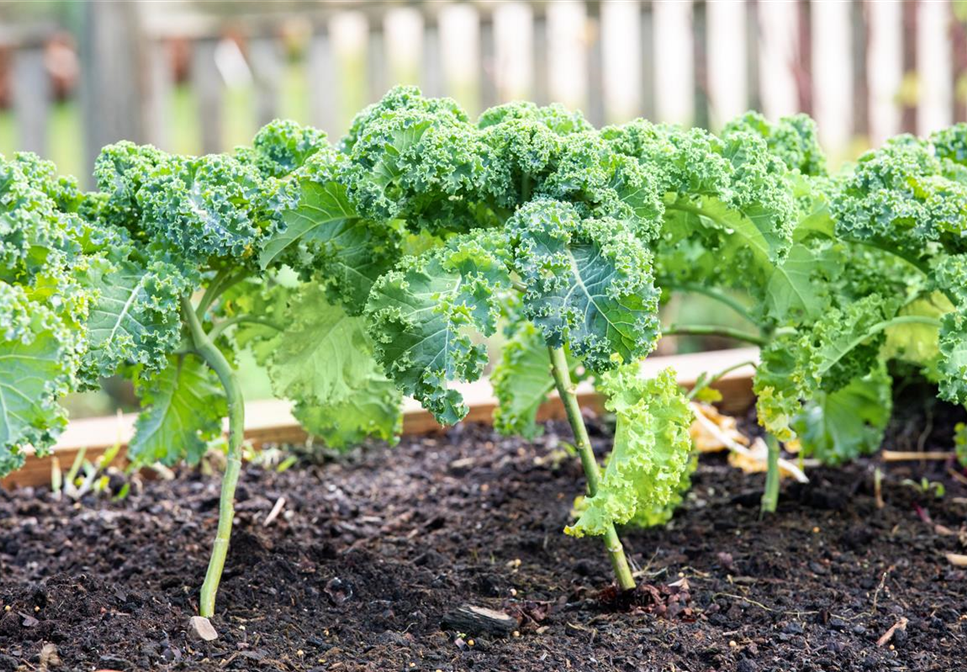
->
xmin=188 ymin=616 xmax=218 ymax=642
xmin=441 ymin=605 xmax=517 ymax=637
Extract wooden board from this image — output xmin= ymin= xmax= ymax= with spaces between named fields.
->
xmin=1 ymin=348 xmax=757 ymax=490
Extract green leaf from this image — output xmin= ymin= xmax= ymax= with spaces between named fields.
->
xmin=938 ymin=307 xmax=967 ymax=404
xmin=792 ymin=367 xmax=892 ymax=464
xmin=763 ymin=242 xmax=842 ymax=323
xmin=753 ymin=334 xmax=807 ymax=441
xmin=367 ymin=231 xmax=512 ymax=425
xmin=0 ymin=285 xmax=73 ymax=475
xmin=260 ymin=180 xmax=397 ymax=311
xmin=663 ymin=196 xmax=790 ymax=288
xmin=267 ymin=285 xmax=387 ymax=406
xmin=129 ymin=354 xmax=227 ymax=465
xmin=627 ymin=454 xmax=696 ymax=528
xmin=491 ymin=322 xmax=555 ymax=438
xmin=883 ymin=294 xmax=950 ymax=366
xmin=84 ymin=257 xmax=187 ymax=378
xmin=509 ymin=199 xmax=660 ymax=371
xmin=565 ymin=367 xmax=692 ymax=538
xmin=292 ymin=375 xmax=402 ymax=450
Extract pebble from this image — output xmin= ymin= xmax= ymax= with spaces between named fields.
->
xmin=188 ymin=616 xmax=219 ymax=642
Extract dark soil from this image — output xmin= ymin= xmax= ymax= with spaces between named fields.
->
xmin=2 ymin=411 xmax=966 ymax=672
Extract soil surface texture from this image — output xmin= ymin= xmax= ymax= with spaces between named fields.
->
xmin=1 ymin=411 xmax=966 ymax=672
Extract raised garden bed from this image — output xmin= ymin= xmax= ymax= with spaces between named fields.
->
xmin=2 ymin=348 xmax=966 ymax=671
xmin=2 ymin=412 xmax=965 ymax=671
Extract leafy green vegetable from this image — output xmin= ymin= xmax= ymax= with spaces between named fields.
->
xmin=792 ymin=367 xmax=892 ymax=464
xmin=566 ymin=367 xmax=692 ymax=538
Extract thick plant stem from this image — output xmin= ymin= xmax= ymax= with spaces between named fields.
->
xmin=761 ymin=433 xmax=780 ymax=515
xmin=547 ymin=347 xmax=636 ymax=592
xmin=181 ymin=297 xmax=245 ymax=618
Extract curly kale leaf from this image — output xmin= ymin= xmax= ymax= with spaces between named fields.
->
xmin=339 ymin=87 xmax=485 ymax=229
xmin=82 ymin=255 xmax=191 ymax=380
xmin=93 ymin=141 xmax=167 ymax=233
xmin=239 ymin=119 xmax=328 ymax=179
xmin=0 ymin=284 xmax=76 ymax=475
xmin=831 ymin=138 xmax=967 ymax=256
xmin=260 ymin=165 xmax=398 ymax=311
xmin=566 ymin=367 xmax=692 ymax=538
xmin=799 ymin=295 xmax=898 ymax=393
xmin=508 ymin=199 xmax=660 ymax=371
xmin=266 ymin=285 xmax=391 ymax=407
xmin=129 ymin=354 xmax=227 ymax=466
xmin=478 ymin=100 xmax=593 ymax=135
xmin=136 ymin=154 xmax=296 ymax=263
xmin=930 ymin=123 xmax=967 ymax=166
xmin=491 ymin=322 xmax=584 ymax=439
xmin=366 ymin=230 xmax=512 ymax=424
xmin=723 ymin=111 xmax=828 ymax=176
xmin=628 ymin=454 xmax=696 ymax=528
xmin=292 ymin=374 xmax=402 ymax=450
xmin=938 ymin=306 xmax=967 ymax=404
xmin=792 ymin=366 xmax=892 ymax=464
xmin=762 ymin=240 xmax=844 ymax=324
xmin=754 ymin=332 xmax=809 ymax=442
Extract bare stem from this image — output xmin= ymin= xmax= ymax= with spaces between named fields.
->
xmin=761 ymin=434 xmax=780 ymax=515
xmin=546 ymin=346 xmax=636 ymax=592
xmin=181 ymin=296 xmax=245 ymax=617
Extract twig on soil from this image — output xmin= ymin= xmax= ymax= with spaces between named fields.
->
xmin=945 ymin=553 xmax=967 ymax=567
xmin=876 ymin=616 xmax=908 ymax=647
xmin=871 ymin=566 xmax=895 ymax=614
xmin=689 ymin=403 xmax=809 ymax=483
xmin=882 ymin=450 xmax=954 ymax=462
xmin=263 ymin=497 xmax=286 ymax=527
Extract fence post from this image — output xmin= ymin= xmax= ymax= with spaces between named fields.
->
xmin=692 ymin=0 xmax=709 ymax=129
xmin=586 ymin=0 xmax=605 ymax=127
xmin=250 ymin=35 xmax=283 ymax=128
xmin=422 ymin=9 xmax=444 ymax=98
xmin=479 ymin=13 xmax=497 ymax=110
xmin=640 ymin=1 xmax=656 ymax=120
xmin=309 ymin=21 xmax=337 ymax=136
xmin=12 ymin=44 xmax=50 ymax=156
xmin=367 ymin=12 xmax=386 ymax=104
xmin=79 ymin=0 xmax=146 ymax=182
xmin=145 ymin=39 xmax=171 ymax=150
xmin=192 ymin=37 xmax=224 ymax=155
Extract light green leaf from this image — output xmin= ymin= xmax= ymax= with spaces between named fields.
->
xmin=267 ymin=285 xmax=384 ymax=406
xmin=84 ymin=257 xmax=187 ymax=378
xmin=367 ymin=231 xmax=511 ymax=425
xmin=566 ymin=367 xmax=692 ymax=538
xmin=129 ymin=354 xmax=227 ymax=465
xmin=492 ymin=323 xmax=556 ymax=439
xmin=763 ymin=242 xmax=841 ymax=323
xmin=792 ymin=367 xmax=892 ymax=464
xmin=293 ymin=375 xmax=402 ymax=450
xmin=0 ymin=286 xmax=72 ymax=475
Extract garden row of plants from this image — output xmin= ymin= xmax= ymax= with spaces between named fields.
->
xmin=3 ymin=86 xmax=967 ymax=617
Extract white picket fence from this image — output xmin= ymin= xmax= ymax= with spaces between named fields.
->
xmin=2 ymin=1 xmax=966 ymax=171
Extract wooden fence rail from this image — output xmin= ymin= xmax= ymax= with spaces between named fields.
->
xmin=2 ymin=0 xmax=966 ymax=174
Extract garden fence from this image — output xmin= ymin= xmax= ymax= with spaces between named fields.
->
xmin=2 ymin=0 xmax=965 ymax=173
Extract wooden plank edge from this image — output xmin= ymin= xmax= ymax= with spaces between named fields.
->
xmin=2 ymin=348 xmax=758 ymax=490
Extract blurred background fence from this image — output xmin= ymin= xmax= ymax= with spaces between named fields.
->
xmin=1 ymin=0 xmax=966 ymax=182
